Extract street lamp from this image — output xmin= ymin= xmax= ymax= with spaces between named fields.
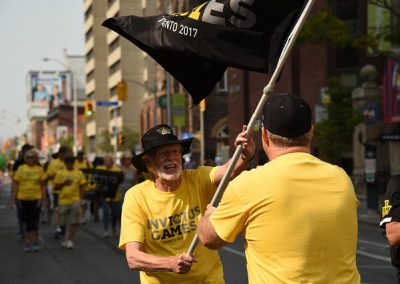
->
xmin=43 ymin=57 xmax=78 ymax=154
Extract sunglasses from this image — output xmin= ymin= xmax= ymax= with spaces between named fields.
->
xmin=26 ymin=156 xmax=35 ymax=159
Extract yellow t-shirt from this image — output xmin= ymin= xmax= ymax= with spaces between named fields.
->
xmin=46 ymin=158 xmax=66 ymax=192
xmin=54 ymin=168 xmax=86 ymax=206
xmin=211 ymin=152 xmax=361 ymax=284
xmin=14 ymin=164 xmax=46 ymax=200
xmin=119 ymin=166 xmax=224 ymax=284
xmin=97 ymin=165 xmax=122 ymax=202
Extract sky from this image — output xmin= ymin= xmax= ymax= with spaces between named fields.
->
xmin=0 ymin=0 xmax=84 ymax=141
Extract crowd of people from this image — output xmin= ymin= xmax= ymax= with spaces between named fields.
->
xmin=9 ymin=94 xmax=400 ymax=283
xmin=8 ymin=144 xmax=139 ymax=252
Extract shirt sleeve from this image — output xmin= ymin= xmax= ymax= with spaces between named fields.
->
xmin=13 ymin=167 xmax=22 ymax=182
xmin=54 ymin=172 xmax=62 ymax=184
xmin=380 ymin=176 xmax=400 ymax=227
xmin=39 ymin=167 xmax=47 ymax=181
xmin=78 ymin=171 xmax=86 ymax=185
xmin=210 ymin=183 xmax=248 ymax=243
xmin=119 ymin=190 xmax=146 ymax=250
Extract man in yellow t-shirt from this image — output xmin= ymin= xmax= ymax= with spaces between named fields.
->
xmin=46 ymin=146 xmax=68 ymax=238
xmin=119 ymin=124 xmax=255 ymax=284
xmin=198 ymin=94 xmax=361 ymax=284
xmin=54 ymin=155 xmax=86 ymax=250
xmin=75 ymin=150 xmax=93 ymax=224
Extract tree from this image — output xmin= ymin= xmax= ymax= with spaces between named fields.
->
xmin=299 ymin=1 xmax=400 ymax=55
xmin=118 ymin=126 xmax=140 ymax=152
xmin=59 ymin=136 xmax=73 ymax=152
xmin=313 ymin=78 xmax=361 ymax=165
xmin=97 ymin=129 xmax=113 ymax=153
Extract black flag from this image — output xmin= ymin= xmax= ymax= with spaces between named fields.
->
xmin=103 ymin=0 xmax=306 ymax=104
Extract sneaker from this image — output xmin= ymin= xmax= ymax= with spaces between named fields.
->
xmin=103 ymin=231 xmax=109 ymax=238
xmin=66 ymin=240 xmax=74 ymax=250
xmin=23 ymin=245 xmax=32 ymax=253
xmin=31 ymin=243 xmax=40 ymax=252
xmin=61 ymin=241 xmax=67 ymax=248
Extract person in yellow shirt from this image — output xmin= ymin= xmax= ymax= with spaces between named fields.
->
xmin=46 ymin=146 xmax=69 ymax=238
xmin=54 ymin=155 xmax=86 ymax=250
xmin=75 ymin=150 xmax=93 ymax=224
xmin=119 ymin=124 xmax=255 ymax=284
xmin=12 ymin=149 xmax=46 ymax=252
xmin=198 ymin=94 xmax=360 ymax=284
xmin=97 ymin=154 xmax=122 ymax=238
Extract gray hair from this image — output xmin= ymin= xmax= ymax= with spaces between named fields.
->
xmin=266 ymin=127 xmax=313 ymax=148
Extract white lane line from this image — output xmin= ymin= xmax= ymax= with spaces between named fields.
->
xmin=222 ymin=245 xmax=392 ymax=263
xmin=357 ymin=265 xmax=393 ymax=269
xmin=357 ymin=250 xmax=391 ymax=262
xmin=358 ymin=239 xmax=389 ymax=249
xmin=222 ymin=246 xmax=245 ymax=258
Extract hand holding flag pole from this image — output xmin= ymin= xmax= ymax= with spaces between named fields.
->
xmin=187 ymin=0 xmax=317 ymax=256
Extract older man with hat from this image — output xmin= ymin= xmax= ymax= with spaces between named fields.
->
xmin=198 ymin=94 xmax=360 ymax=284
xmin=119 ymin=123 xmax=255 ymax=284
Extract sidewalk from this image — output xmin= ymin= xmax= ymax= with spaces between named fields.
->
xmin=0 ymin=177 xmax=139 ymax=283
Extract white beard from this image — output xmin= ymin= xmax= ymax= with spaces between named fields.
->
xmin=156 ymin=163 xmax=182 ymax=181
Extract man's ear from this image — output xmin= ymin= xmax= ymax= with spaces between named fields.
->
xmin=261 ymin=127 xmax=269 ymax=147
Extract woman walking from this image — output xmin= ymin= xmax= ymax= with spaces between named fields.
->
xmin=12 ymin=149 xmax=46 ymax=252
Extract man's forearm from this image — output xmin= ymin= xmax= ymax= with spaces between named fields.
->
xmin=126 ymin=249 xmax=172 ymax=272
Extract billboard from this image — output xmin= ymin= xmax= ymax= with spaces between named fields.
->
xmin=27 ymin=71 xmax=72 ymax=110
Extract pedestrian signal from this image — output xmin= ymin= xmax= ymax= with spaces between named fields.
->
xmin=117 ymin=133 xmax=125 ymax=145
xmin=84 ymin=101 xmax=94 ymax=118
xmin=117 ymin=80 xmax=127 ymax=101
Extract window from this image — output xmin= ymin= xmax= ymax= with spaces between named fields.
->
xmin=216 ymin=71 xmax=228 ymax=92
xmin=86 ymin=48 xmax=94 ymax=62
xmin=86 ymin=70 xmax=94 ymax=82
xmin=85 ymin=27 xmax=93 ymax=42
xmin=109 ymin=37 xmax=120 ymax=53
xmin=109 ymin=60 xmax=120 ymax=76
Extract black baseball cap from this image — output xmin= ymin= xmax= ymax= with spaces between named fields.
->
xmin=262 ymin=94 xmax=312 ymax=138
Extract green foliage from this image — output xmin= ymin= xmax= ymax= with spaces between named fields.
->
xmin=299 ymin=9 xmax=353 ymax=48
xmin=59 ymin=137 xmax=73 ymax=152
xmin=300 ymin=2 xmax=400 ymax=54
xmin=97 ymin=129 xmax=113 ymax=153
xmin=313 ymin=78 xmax=361 ymax=165
xmin=118 ymin=126 xmax=140 ymax=152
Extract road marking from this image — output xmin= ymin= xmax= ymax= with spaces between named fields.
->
xmin=357 ymin=265 xmax=393 ymax=269
xmin=357 ymin=250 xmax=391 ymax=262
xmin=222 ymin=246 xmax=245 ymax=258
xmin=222 ymin=244 xmax=392 ymax=263
xmin=358 ymin=239 xmax=389 ymax=249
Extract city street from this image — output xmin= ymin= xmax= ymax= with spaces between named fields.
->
xmin=0 ymin=177 xmax=398 ymax=283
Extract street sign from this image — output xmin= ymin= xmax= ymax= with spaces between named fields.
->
xmin=96 ymin=101 xmax=119 ymax=107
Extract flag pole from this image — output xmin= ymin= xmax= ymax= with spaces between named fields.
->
xmin=188 ymin=0 xmax=317 ymax=255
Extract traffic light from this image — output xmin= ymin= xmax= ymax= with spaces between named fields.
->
xmin=117 ymin=133 xmax=125 ymax=145
xmin=117 ymin=80 xmax=127 ymax=101
xmin=84 ymin=100 xmax=94 ymax=118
